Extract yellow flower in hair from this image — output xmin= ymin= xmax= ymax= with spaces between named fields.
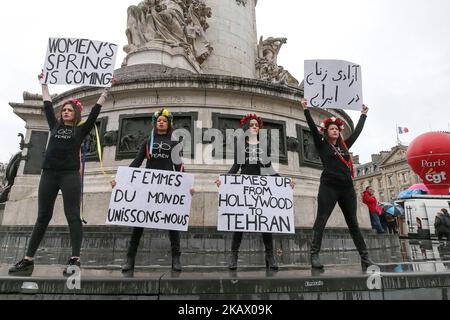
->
xmin=162 ymin=109 xmax=170 ymax=117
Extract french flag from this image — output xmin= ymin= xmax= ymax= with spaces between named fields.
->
xmin=398 ymin=127 xmax=409 ymax=134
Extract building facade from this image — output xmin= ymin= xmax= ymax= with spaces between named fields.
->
xmin=354 ymin=145 xmax=422 ymax=202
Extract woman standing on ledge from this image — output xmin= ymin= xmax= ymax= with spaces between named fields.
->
xmin=113 ymin=108 xmax=194 ymax=273
xmin=299 ymin=98 xmax=376 ymax=271
xmin=9 ymin=72 xmax=113 ymax=277
xmin=215 ymin=113 xmax=295 ymax=271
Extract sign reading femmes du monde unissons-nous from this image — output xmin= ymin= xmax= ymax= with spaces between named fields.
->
xmin=107 ymin=167 xmax=195 ymax=232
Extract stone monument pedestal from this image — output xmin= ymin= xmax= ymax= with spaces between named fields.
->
xmin=124 ymin=42 xmax=201 ymax=74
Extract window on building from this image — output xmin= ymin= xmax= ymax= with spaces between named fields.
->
xmin=402 ymin=173 xmax=407 ymax=184
xmin=388 ymin=175 xmax=393 ymax=186
xmin=378 ymin=178 xmax=383 ymax=188
xmin=379 ymin=192 xmax=385 ymax=202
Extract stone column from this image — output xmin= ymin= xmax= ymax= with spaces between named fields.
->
xmin=201 ymin=0 xmax=258 ymax=78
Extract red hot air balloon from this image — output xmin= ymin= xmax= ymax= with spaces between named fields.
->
xmin=406 ymin=132 xmax=450 ymax=195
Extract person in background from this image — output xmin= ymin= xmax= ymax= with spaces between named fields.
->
xmin=385 ymin=214 xmax=398 ymax=234
xmin=435 ymin=209 xmax=450 ymax=241
xmin=362 ymin=187 xmax=385 ymax=234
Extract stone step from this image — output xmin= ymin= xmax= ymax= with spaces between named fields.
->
xmin=1 ymin=262 xmax=450 ymax=300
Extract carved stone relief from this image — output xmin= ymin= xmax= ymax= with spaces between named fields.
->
xmin=125 ymin=0 xmax=213 ymax=67
xmin=256 ymin=36 xmax=299 ymax=86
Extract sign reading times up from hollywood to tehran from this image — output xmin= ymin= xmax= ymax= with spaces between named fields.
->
xmin=42 ymin=37 xmax=118 ymax=87
xmin=304 ymin=59 xmax=363 ymax=111
xmin=218 ymin=175 xmax=295 ymax=234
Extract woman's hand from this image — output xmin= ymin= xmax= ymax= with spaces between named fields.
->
xmin=98 ymin=88 xmax=110 ymax=106
xmin=215 ymin=177 xmax=221 ymax=187
xmin=98 ymin=77 xmax=117 ymax=106
xmin=190 ymin=188 xmax=195 ymax=196
xmin=290 ymin=180 xmax=296 ymax=189
xmin=39 ymin=70 xmax=51 ymax=101
xmin=362 ymin=104 xmax=369 ymax=115
xmin=110 ymin=180 xmax=117 ymax=189
xmin=38 ymin=70 xmax=44 ymax=83
xmin=300 ymin=98 xmax=308 ymax=111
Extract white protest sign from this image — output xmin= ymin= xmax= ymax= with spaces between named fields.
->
xmin=304 ymin=60 xmax=363 ymax=111
xmin=107 ymin=167 xmax=194 ymax=232
xmin=218 ymin=175 xmax=295 ymax=234
xmin=42 ymin=37 xmax=118 ymax=87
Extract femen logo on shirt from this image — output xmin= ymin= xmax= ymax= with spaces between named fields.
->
xmin=55 ymin=128 xmax=73 ymax=140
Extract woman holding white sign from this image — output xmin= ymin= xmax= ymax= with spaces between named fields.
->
xmin=112 ymin=108 xmax=190 ymax=273
xmin=299 ymin=98 xmax=375 ymax=271
xmin=9 ymin=72 xmax=113 ymax=277
xmin=216 ymin=113 xmax=295 ymax=271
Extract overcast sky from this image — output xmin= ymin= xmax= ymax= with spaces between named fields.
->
xmin=1 ymin=0 xmax=449 ymax=164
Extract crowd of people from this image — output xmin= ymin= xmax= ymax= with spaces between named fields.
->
xmin=362 ymin=187 xmax=399 ymax=235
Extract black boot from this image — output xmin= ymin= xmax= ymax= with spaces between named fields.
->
xmin=361 ymin=253 xmax=376 ymax=272
xmin=262 ymin=233 xmax=278 ymax=271
xmin=170 ymin=231 xmax=182 ymax=272
xmin=9 ymin=258 xmax=34 ymax=277
xmin=122 ymin=227 xmax=144 ymax=272
xmin=172 ymin=253 xmax=182 ymax=272
xmin=63 ymin=257 xmax=81 ymax=277
xmin=265 ymin=252 xmax=279 ymax=271
xmin=347 ymin=226 xmax=377 ymax=272
xmin=229 ymin=233 xmax=243 ymax=270
xmin=310 ymin=254 xmax=324 ymax=269
xmin=122 ymin=256 xmax=135 ymax=272
xmin=228 ymin=252 xmax=238 ymax=271
xmin=310 ymin=230 xmax=324 ymax=269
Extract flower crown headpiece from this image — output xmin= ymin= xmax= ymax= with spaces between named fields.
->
xmin=64 ymin=98 xmax=84 ymax=112
xmin=240 ymin=113 xmax=264 ymax=129
xmin=152 ymin=108 xmax=174 ymax=126
xmin=319 ymin=117 xmax=345 ymax=133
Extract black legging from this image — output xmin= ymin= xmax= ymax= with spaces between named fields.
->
xmin=311 ymin=183 xmax=368 ymax=257
xmin=231 ymin=232 xmax=274 ymax=253
xmin=126 ymin=227 xmax=181 ymax=258
xmin=26 ymin=170 xmax=83 ymax=258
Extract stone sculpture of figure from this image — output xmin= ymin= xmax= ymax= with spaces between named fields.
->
xmin=121 ymin=134 xmax=136 ymax=152
xmin=185 ymin=2 xmax=213 ymax=64
xmin=124 ymin=0 xmax=213 ymax=66
xmin=256 ymin=36 xmax=298 ymax=86
xmin=152 ymin=0 xmax=188 ymax=45
xmin=125 ymin=0 xmax=158 ymax=53
xmin=84 ymin=131 xmax=97 ymax=155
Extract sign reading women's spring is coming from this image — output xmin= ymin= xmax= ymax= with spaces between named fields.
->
xmin=304 ymin=59 xmax=363 ymax=111
xmin=218 ymin=175 xmax=295 ymax=234
xmin=107 ymin=167 xmax=195 ymax=232
xmin=42 ymin=37 xmax=118 ymax=87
